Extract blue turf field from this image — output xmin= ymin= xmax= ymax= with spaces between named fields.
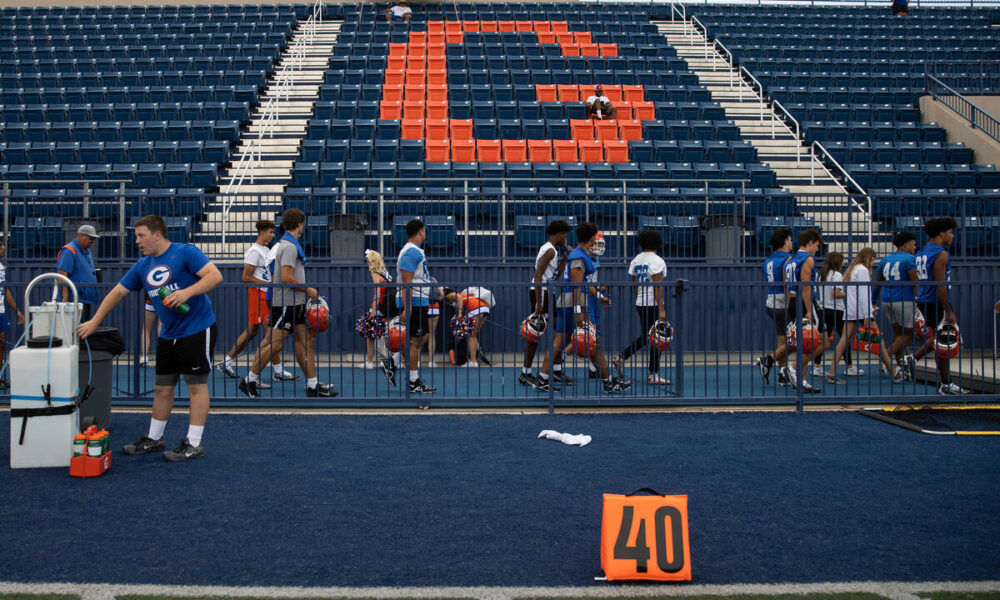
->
xmin=2 ymin=411 xmax=999 ymax=586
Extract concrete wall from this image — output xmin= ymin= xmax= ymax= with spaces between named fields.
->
xmin=920 ymin=95 xmax=1000 ymax=166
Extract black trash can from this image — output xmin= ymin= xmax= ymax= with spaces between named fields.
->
xmin=702 ymin=214 xmax=745 ymax=262
xmin=78 ymin=327 xmax=125 ymax=431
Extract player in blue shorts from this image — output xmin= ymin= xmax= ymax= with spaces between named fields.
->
xmin=538 ymin=223 xmax=628 ymax=393
xmin=77 ymin=215 xmax=223 ymax=461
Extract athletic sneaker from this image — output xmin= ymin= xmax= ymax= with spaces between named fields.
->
xmin=409 ymin=379 xmax=436 ymax=394
xmin=518 ymin=372 xmax=538 ymax=387
xmin=552 ymin=371 xmax=574 ymax=385
xmin=801 ymin=380 xmax=821 ymax=394
xmin=902 ymin=354 xmax=916 ymax=381
xmin=379 ymin=359 xmax=396 ymax=387
xmin=532 ymin=377 xmax=558 ymax=392
xmin=273 ymin=371 xmax=298 ymax=381
xmin=464 ymin=362 xmax=479 ymax=368
xmin=363 ymin=361 xmax=376 ymax=370
xmin=939 ymin=382 xmax=970 ymax=395
xmin=587 ymin=369 xmax=600 ymax=379
xmin=812 ymin=365 xmax=826 ymax=377
xmin=786 ymin=369 xmax=821 ymax=394
xmin=647 ymin=373 xmax=668 ymax=385
xmin=777 ymin=367 xmax=790 ymax=387
xmin=220 ymin=362 xmax=238 ymax=379
xmin=603 ymin=377 xmax=631 ymax=394
xmin=122 ymin=435 xmax=165 ymax=455
xmin=163 ymin=438 xmax=205 ymax=462
xmin=238 ymin=378 xmax=259 ymax=398
xmin=755 ymin=355 xmax=773 ymax=384
xmin=825 ymin=373 xmax=846 ymax=385
xmin=306 ymin=382 xmax=337 ymax=397
xmin=258 ymin=381 xmax=272 ymax=390
xmin=846 ymin=365 xmax=865 ymax=376
xmin=891 ymin=367 xmax=904 ymax=383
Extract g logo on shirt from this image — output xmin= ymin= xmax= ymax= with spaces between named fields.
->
xmin=146 ymin=265 xmax=172 ymax=289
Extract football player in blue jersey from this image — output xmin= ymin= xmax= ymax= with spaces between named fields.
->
xmin=904 ymin=217 xmax=968 ymax=395
xmin=875 ymin=231 xmax=920 ymax=378
xmin=78 ymin=215 xmax=223 ymax=461
xmin=755 ymin=227 xmax=794 ymax=386
xmin=781 ymin=229 xmax=824 ymax=393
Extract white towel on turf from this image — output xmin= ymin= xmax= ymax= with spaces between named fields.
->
xmin=538 ymin=429 xmax=592 ymax=446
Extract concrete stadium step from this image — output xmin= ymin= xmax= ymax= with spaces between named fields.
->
xmin=197 ymin=16 xmax=340 ymax=257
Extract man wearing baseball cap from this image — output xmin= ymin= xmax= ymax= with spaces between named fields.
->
xmin=585 ymin=85 xmax=616 ymax=120
xmin=57 ymin=224 xmax=101 ymax=320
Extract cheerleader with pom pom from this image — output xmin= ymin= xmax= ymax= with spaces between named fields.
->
xmin=441 ymin=288 xmax=493 ymax=367
xmin=362 ymin=250 xmax=397 ymax=386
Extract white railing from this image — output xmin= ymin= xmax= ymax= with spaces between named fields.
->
xmin=669 ymin=0 xmax=686 ymax=33
xmin=738 ymin=65 xmax=766 ymax=121
xmin=771 ymin=99 xmax=801 ymax=162
xmin=222 ymin=0 xmax=323 ymax=247
xmin=811 ymin=141 xmax=873 ymax=246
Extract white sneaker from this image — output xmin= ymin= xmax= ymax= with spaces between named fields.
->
xmin=846 ymin=365 xmax=865 ymax=376
xmin=647 ymin=373 xmax=669 ymax=385
xmin=464 ymin=362 xmax=479 ymax=368
xmin=812 ymin=365 xmax=825 ymax=377
xmin=427 ymin=361 xmax=438 ymax=368
xmin=362 ymin=361 xmax=376 ymax=370
xmin=939 ymin=382 xmax=970 ymax=395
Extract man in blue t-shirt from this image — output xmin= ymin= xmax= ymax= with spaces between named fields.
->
xmin=77 ymin=215 xmax=224 ymax=460
xmin=397 ymin=218 xmax=436 ymax=397
xmin=875 ymin=231 xmax=919 ymax=377
xmin=56 ymin=224 xmax=101 ymax=320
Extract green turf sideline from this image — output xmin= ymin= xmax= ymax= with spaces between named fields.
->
xmin=3 ymin=582 xmax=1000 ymax=600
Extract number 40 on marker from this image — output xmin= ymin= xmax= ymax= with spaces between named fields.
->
xmin=600 ymin=492 xmax=691 ymax=581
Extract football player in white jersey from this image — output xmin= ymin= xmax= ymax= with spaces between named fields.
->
xmin=220 ymin=220 xmax=275 ymax=379
xmin=520 ymin=220 xmax=571 ymax=390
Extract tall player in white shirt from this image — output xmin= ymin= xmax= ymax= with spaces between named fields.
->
xmin=613 ymin=230 xmax=669 ymax=385
xmin=220 ymin=220 xmax=292 ymax=382
xmin=519 ymin=220 xmax=571 ymax=390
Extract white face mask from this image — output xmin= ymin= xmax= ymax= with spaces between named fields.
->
xmin=592 ymin=235 xmax=606 ymax=257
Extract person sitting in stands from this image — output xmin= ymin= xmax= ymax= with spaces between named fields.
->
xmin=384 ymin=1 xmax=412 ymax=22
xmin=586 ymin=85 xmax=616 ymax=120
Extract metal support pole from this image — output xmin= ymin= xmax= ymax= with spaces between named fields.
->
xmin=378 ymin=180 xmax=385 ymax=255
xmin=119 ymin=183 xmax=126 ymax=259
xmin=463 ymin=180 xmax=470 ymax=259
xmin=82 ymin=182 xmax=90 ymax=219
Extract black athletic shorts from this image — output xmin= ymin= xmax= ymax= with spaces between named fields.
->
xmin=406 ymin=305 xmax=430 ymax=337
xmin=156 ymin=325 xmax=216 ymax=381
xmin=271 ymin=304 xmax=307 ymax=332
xmin=766 ymin=302 xmax=797 ymax=337
xmin=918 ymin=301 xmax=948 ymax=332
xmin=529 ymin=288 xmax=549 ymax=315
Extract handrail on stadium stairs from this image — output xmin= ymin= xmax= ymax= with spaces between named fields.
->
xmin=925 ymin=73 xmax=1000 ymax=146
xmin=810 ymin=142 xmax=874 ymax=247
xmin=222 ymin=0 xmax=323 ymax=247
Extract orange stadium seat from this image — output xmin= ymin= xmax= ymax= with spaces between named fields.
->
xmin=425 ymin=119 xmax=449 ymax=140
xmin=536 ymin=84 xmax=558 ymax=102
xmin=502 ymin=139 xmax=528 ymax=162
xmin=623 ymin=85 xmax=645 ymax=102
xmin=405 ymin=70 xmax=426 ymax=84
xmin=598 ymin=43 xmax=618 ymax=57
xmin=557 ymin=32 xmax=575 ymax=45
xmin=387 ymin=56 xmax=406 ymax=70
xmin=571 ymin=119 xmax=595 ymax=140
xmin=446 ymin=32 xmax=464 ymax=44
xmin=426 ymin=139 xmax=450 ymax=161
xmin=561 ymin=43 xmax=581 ymax=56
xmin=402 ymin=118 xmax=424 ymax=140
xmin=528 ymin=140 xmax=553 ymax=162
xmin=406 ymin=56 xmax=427 ymax=70
xmin=380 ymin=101 xmax=402 ymax=120
xmin=515 ymin=21 xmax=533 ymax=32
xmin=536 ymin=31 xmax=556 ymax=44
xmin=633 ymin=101 xmax=655 ymax=121
xmin=427 ymin=22 xmax=444 ymax=33
xmin=558 ymin=85 xmax=580 ymax=102
xmin=403 ymin=100 xmax=425 ymax=118
xmin=498 ymin=21 xmax=516 ymax=32
xmin=618 ymin=119 xmax=643 ymax=141
xmin=580 ymin=44 xmax=599 ymax=57
xmin=579 ymin=139 xmax=604 ymax=162
xmin=389 ymin=43 xmax=408 ymax=56
xmin=553 ymin=139 xmax=579 ymax=162
xmin=476 ymin=139 xmax=502 ymax=162
xmin=532 ymin=21 xmax=551 ymax=32
xmin=551 ymin=21 xmax=569 ymax=32
xmin=427 ymin=85 xmax=448 ymax=102
xmin=384 ymin=70 xmax=404 ymax=86
xmin=594 ymin=120 xmax=619 ymax=140
xmin=382 ymin=85 xmax=403 ymax=102
xmin=603 ymin=140 xmax=629 ymax=163
xmin=617 ymin=102 xmax=634 ymax=119
xmin=462 ymin=21 xmax=480 ymax=32
xmin=451 ymin=139 xmax=476 ymax=162
xmin=450 ymin=119 xmax=474 ymax=139
xmin=480 ymin=21 xmax=498 ymax=32
xmin=602 ymin=85 xmax=623 ymax=102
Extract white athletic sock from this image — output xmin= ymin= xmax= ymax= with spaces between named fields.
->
xmin=521 ymin=367 xmax=531 ymax=375
xmin=186 ymin=425 xmax=203 ymax=447
xmin=147 ymin=417 xmax=167 ymax=441
xmin=392 ymin=352 xmax=401 ymax=367
xmin=553 ymin=364 xmax=563 ymax=372
xmin=589 ymin=364 xmax=597 ymax=373
xmin=409 ymin=370 xmax=419 ymax=383
xmin=223 ymin=356 xmax=233 ymax=367
xmin=247 ymin=371 xmax=259 ymax=383
xmin=307 ymin=377 xmax=318 ymax=389
xmin=272 ymin=362 xmax=285 ymax=375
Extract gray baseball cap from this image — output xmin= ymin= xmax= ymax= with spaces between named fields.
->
xmin=77 ymin=224 xmax=101 ymax=239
